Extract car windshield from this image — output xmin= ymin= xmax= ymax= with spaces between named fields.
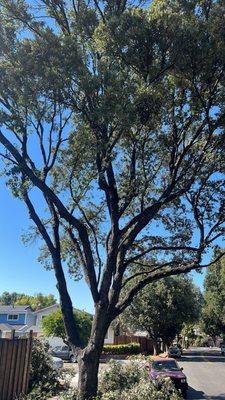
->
xmin=53 ymin=346 xmax=62 ymax=351
xmin=152 ymin=360 xmax=180 ymax=371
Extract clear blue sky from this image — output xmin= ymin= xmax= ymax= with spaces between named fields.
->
xmin=0 ymin=180 xmax=94 ymax=313
xmin=0 ymin=178 xmax=206 ymax=315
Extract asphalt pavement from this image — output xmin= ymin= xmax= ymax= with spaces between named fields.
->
xmin=179 ymin=347 xmax=225 ymax=400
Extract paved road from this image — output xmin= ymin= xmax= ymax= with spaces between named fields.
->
xmin=179 ymin=347 xmax=225 ymax=400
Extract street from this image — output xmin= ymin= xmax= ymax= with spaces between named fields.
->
xmin=179 ymin=347 xmax=225 ymax=400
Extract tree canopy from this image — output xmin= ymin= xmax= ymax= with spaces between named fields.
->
xmin=42 ymin=309 xmax=92 ymax=347
xmin=0 ymin=0 xmax=225 ymax=398
xmin=0 ymin=291 xmax=57 ymax=310
xmin=118 ymin=275 xmax=202 ymax=354
xmin=201 ymin=250 xmax=225 ymax=339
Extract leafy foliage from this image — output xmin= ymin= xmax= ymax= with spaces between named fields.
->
xmin=0 ymin=0 xmax=225 ymax=397
xmin=27 ymin=339 xmax=60 ymax=398
xmin=102 ymin=343 xmax=140 ymax=355
xmin=181 ymin=323 xmax=197 ymax=346
xmin=42 ymin=309 xmax=92 ymax=347
xmin=0 ymin=292 xmax=56 ymax=310
xmin=119 ymin=275 xmax=202 ymax=349
xmin=201 ymin=249 xmax=225 ymax=338
xmin=98 ymin=361 xmax=181 ymax=400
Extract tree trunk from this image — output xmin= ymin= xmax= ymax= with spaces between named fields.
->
xmin=78 ymin=345 xmax=101 ymax=400
xmin=77 ymin=306 xmax=109 ymax=400
xmin=153 ymin=340 xmax=159 ymax=355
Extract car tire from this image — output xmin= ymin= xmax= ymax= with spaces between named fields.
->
xmin=70 ymin=355 xmax=76 ymax=363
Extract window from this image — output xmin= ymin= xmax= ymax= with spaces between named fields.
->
xmin=7 ymin=314 xmax=19 ymax=321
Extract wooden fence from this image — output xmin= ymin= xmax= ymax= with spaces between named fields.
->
xmin=0 ymin=332 xmax=33 ymax=400
xmin=114 ymin=334 xmax=154 ymax=354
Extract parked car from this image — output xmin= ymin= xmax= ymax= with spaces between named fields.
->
xmin=221 ymin=343 xmax=225 ymax=355
xmin=173 ymin=342 xmax=183 ymax=354
xmin=168 ymin=345 xmax=182 ymax=358
xmin=52 ymin=356 xmax=64 ymax=369
xmin=149 ymin=358 xmax=188 ymax=398
xmin=50 ymin=345 xmax=77 ymax=363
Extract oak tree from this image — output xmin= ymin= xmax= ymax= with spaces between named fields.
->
xmin=0 ymin=0 xmax=225 ymax=398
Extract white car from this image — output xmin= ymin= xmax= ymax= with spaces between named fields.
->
xmin=221 ymin=344 xmax=225 ymax=355
xmin=52 ymin=356 xmax=64 ymax=369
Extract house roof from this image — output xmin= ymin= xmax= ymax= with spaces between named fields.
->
xmin=34 ymin=304 xmax=59 ymax=314
xmin=0 ymin=323 xmax=24 ymax=331
xmin=0 ymin=305 xmax=31 ymax=313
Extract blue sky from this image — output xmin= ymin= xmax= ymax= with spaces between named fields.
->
xmin=0 ymin=178 xmax=206 ymax=315
xmin=0 ymin=180 xmax=94 ymax=313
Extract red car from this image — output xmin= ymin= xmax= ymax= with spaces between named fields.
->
xmin=149 ymin=358 xmax=188 ymax=398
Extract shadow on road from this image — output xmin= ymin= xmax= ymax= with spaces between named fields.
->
xmin=187 ymin=386 xmax=205 ymax=399
xmin=180 ymin=355 xmax=225 ymax=363
xmin=187 ymin=387 xmax=225 ymax=400
xmin=180 ymin=350 xmax=225 ymax=363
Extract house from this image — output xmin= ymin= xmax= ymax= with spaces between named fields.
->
xmin=0 ymin=305 xmax=36 ymax=338
xmin=0 ymin=304 xmax=60 ymax=340
xmin=0 ymin=304 xmax=115 ymax=344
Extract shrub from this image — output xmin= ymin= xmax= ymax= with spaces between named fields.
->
xmin=18 ymin=339 xmax=61 ymax=399
xmin=102 ymin=342 xmax=140 ymax=355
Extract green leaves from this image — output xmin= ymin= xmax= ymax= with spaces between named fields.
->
xmin=202 ymin=249 xmax=225 ymax=337
xmin=120 ymin=275 xmax=202 ymax=344
xmin=0 ymin=291 xmax=57 ymax=310
xmin=42 ymin=308 xmax=92 ymax=346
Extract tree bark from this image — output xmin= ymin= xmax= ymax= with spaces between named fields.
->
xmin=153 ymin=340 xmax=159 ymax=356
xmin=78 ymin=345 xmax=101 ymax=400
xmin=77 ymin=306 xmax=109 ymax=400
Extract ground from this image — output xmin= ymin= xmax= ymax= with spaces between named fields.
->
xmin=180 ymin=347 xmax=225 ymax=399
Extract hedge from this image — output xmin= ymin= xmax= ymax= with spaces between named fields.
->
xmin=102 ymin=343 xmax=141 ymax=355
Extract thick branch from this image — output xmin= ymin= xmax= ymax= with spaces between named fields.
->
xmin=0 ymin=129 xmax=99 ymax=302
xmin=22 ymin=189 xmax=82 ymax=347
xmin=115 ymin=252 xmax=225 ymax=315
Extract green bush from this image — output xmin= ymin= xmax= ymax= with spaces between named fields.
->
xmin=102 ymin=342 xmax=140 ymax=355
xmin=18 ymin=339 xmax=61 ymax=400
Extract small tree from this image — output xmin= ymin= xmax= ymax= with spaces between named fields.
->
xmin=42 ymin=309 xmax=92 ymax=347
xmin=0 ymin=1 xmax=225 ymax=399
xmin=181 ymin=323 xmax=197 ymax=347
xmin=119 ymin=275 xmax=202 ymax=354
